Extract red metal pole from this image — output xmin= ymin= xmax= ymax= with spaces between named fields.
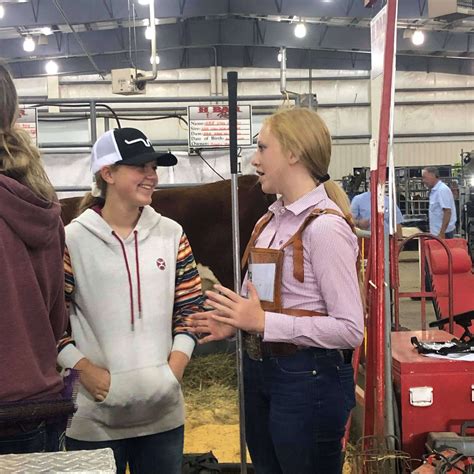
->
xmin=371 ymin=0 xmax=399 ymax=438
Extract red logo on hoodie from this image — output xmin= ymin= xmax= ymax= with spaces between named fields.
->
xmin=156 ymin=258 xmax=166 ymax=270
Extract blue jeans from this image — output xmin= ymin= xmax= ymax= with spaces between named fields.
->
xmin=244 ymin=348 xmax=355 ymax=474
xmin=0 ymin=421 xmax=64 ymax=455
xmin=66 ymin=425 xmax=184 ymax=474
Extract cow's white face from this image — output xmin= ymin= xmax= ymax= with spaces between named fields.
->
xmin=102 ymin=160 xmax=158 ymax=208
xmin=252 ymin=125 xmax=294 ymax=198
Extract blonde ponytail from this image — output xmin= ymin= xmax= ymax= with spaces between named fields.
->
xmin=77 ymin=172 xmax=108 ymax=216
xmin=323 ymin=180 xmax=354 ymax=227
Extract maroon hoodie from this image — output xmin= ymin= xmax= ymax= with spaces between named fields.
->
xmin=0 ymin=174 xmax=66 ymax=401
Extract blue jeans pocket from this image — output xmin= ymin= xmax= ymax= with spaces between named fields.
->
xmin=0 ymin=423 xmax=47 ymax=455
xmin=274 ymin=353 xmax=317 ymax=375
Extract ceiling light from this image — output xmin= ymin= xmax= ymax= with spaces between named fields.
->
xmin=145 ymin=26 xmax=154 ymax=40
xmin=0 ymin=5 xmax=5 ymax=19
xmin=23 ymin=36 xmax=36 ymax=52
xmin=411 ymin=30 xmax=425 ymax=46
xmin=138 ymin=0 xmax=150 ymax=4
xmin=45 ymin=60 xmax=59 ymax=75
xmin=294 ymin=21 xmax=307 ymax=39
xmin=41 ymin=26 xmax=53 ymax=35
xmin=150 ymin=55 xmax=160 ymax=65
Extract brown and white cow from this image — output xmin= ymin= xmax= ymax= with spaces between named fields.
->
xmin=60 ymin=174 xmax=274 ymax=289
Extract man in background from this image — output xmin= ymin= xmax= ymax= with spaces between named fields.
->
xmin=351 ymin=190 xmax=404 ymax=238
xmin=422 ymin=167 xmax=457 ymax=239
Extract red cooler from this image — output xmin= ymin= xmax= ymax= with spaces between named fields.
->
xmin=391 ymin=330 xmax=474 ymax=461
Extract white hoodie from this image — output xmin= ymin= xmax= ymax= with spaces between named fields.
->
xmin=58 ymin=206 xmax=196 ymax=441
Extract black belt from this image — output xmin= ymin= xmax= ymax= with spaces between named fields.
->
xmin=337 ymin=349 xmax=354 ymax=364
xmin=259 ymin=342 xmax=353 ymax=364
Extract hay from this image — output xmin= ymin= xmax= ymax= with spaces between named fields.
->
xmin=183 ymin=353 xmax=237 ymax=391
xmin=185 ymin=384 xmax=239 ymax=428
xmin=184 ymin=354 xmax=240 ymax=462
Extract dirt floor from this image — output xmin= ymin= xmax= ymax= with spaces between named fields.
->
xmin=183 ymin=250 xmax=433 ymax=469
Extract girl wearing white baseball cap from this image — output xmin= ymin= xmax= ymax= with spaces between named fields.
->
xmin=58 ymin=128 xmax=205 ymax=474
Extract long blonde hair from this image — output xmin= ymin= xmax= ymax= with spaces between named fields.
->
xmin=0 ymin=63 xmax=56 ymax=202
xmin=264 ymin=107 xmax=353 ymax=224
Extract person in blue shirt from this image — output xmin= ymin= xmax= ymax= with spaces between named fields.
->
xmin=351 ymin=190 xmax=403 ymax=238
xmin=422 ymin=167 xmax=457 ymax=239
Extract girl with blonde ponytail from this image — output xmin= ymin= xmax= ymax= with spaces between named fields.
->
xmin=0 ymin=63 xmax=67 ymax=454
xmin=187 ymin=107 xmax=363 ymax=474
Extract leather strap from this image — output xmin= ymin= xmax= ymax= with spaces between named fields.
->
xmin=241 ymin=211 xmax=273 ymax=269
xmin=281 ymin=208 xmax=353 ymax=282
xmin=242 ymin=207 xmax=356 ymax=283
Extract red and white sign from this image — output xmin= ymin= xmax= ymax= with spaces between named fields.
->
xmin=16 ymin=106 xmax=38 ymax=145
xmin=188 ymin=105 xmax=252 ymax=149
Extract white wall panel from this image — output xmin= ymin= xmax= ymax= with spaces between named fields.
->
xmin=327 ymin=140 xmax=474 ymax=181
xmin=11 ymin=66 xmax=474 ymax=191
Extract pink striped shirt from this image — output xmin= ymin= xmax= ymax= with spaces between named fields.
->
xmin=248 ymin=184 xmax=364 ymax=349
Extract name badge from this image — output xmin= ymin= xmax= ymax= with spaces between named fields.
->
xmin=248 ymin=263 xmax=277 ymax=302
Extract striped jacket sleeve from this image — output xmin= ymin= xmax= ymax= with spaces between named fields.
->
xmin=173 ymin=232 xmax=206 ymax=341
xmin=57 ymin=245 xmax=75 ymax=353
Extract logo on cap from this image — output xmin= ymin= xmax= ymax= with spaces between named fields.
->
xmin=124 ymin=138 xmax=152 ymax=147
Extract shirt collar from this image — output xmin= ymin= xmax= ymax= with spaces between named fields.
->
xmin=432 ymin=180 xmax=442 ymax=191
xmin=268 ymin=184 xmax=328 ymax=216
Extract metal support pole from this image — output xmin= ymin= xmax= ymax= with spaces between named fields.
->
xmin=227 ymin=71 xmax=247 ymax=474
xmin=279 ymin=47 xmax=287 ymax=95
xmin=90 ymin=100 xmax=97 ymax=144
xmin=365 ymin=0 xmax=399 ymax=441
xmin=384 ymin=235 xmax=395 ymax=454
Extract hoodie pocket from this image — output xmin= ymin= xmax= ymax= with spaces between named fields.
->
xmin=81 ymin=364 xmax=182 ymax=429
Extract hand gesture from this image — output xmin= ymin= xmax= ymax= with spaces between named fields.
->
xmin=185 ymin=310 xmax=237 ymax=344
xmin=204 ymin=282 xmax=265 ymax=334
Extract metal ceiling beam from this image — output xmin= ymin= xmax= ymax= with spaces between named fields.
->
xmin=3 ymin=18 xmax=473 ymax=61
xmin=52 ymin=0 xmax=105 ymax=79
xmin=0 ymin=0 xmax=430 ymax=30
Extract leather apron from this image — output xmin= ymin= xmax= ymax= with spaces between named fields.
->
xmin=241 ymin=207 xmax=355 ymax=360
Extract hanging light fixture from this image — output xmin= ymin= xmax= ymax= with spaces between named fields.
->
xmin=45 ymin=60 xmax=59 ymax=75
xmin=294 ymin=20 xmax=307 ymax=39
xmin=411 ymin=29 xmax=425 ymax=46
xmin=23 ymin=36 xmax=36 ymax=52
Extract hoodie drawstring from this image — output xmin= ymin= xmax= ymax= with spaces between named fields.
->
xmin=134 ymin=230 xmax=142 ymax=319
xmin=112 ymin=231 xmax=142 ymax=330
